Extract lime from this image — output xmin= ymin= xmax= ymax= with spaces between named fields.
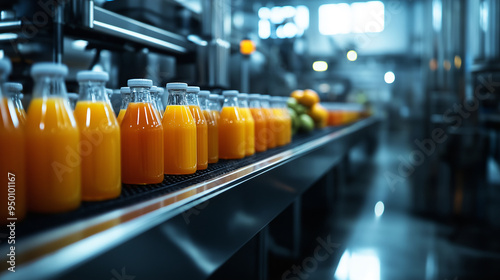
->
xmin=299 ymin=114 xmax=314 ymax=133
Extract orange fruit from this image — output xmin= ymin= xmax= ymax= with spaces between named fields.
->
xmin=290 ymin=90 xmax=304 ymax=101
xmin=308 ymin=103 xmax=328 ymax=123
xmin=300 ymin=89 xmax=320 ymax=107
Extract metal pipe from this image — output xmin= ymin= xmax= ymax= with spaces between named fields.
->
xmin=53 ymin=2 xmax=64 ymax=63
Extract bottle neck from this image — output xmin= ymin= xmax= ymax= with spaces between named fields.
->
xmin=167 ymin=89 xmax=188 ymax=105
xmin=239 ymin=98 xmax=249 ymax=108
xmin=223 ymin=96 xmax=238 ymax=107
xmin=33 ymin=75 xmax=68 ymax=99
xmin=199 ymin=96 xmax=208 ymax=110
xmin=260 ymin=100 xmax=270 ymax=108
xmin=120 ymin=94 xmax=130 ymax=109
xmin=130 ymin=86 xmax=152 ymax=103
xmin=249 ymin=99 xmax=260 ymax=108
xmin=208 ymin=99 xmax=218 ymax=111
xmin=186 ymin=92 xmax=200 ymax=106
xmin=78 ymin=80 xmax=107 ymax=102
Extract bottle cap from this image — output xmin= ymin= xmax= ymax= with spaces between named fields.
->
xmin=199 ymin=91 xmax=210 ymax=98
xmin=260 ymin=95 xmax=271 ymax=100
xmin=271 ymin=96 xmax=281 ymax=102
xmin=249 ymin=94 xmax=260 ymax=99
xmin=223 ymin=90 xmax=239 ymax=97
xmin=158 ymin=87 xmax=165 ymax=95
xmin=76 ymin=70 xmax=109 ymax=82
xmin=209 ymin=94 xmax=219 ymax=100
xmin=128 ymin=79 xmax=153 ymax=87
xmin=4 ymin=82 xmax=22 ymax=92
xmin=120 ymin=87 xmax=131 ymax=94
xmin=31 ymin=62 xmax=68 ymax=77
xmin=166 ymin=82 xmax=187 ymax=90
xmin=239 ymin=93 xmax=249 ymax=100
xmin=106 ymin=88 xmax=113 ymax=95
xmin=0 ymin=58 xmax=12 ymax=77
xmin=150 ymin=86 xmax=158 ymax=93
xmin=187 ymin=86 xmax=200 ymax=93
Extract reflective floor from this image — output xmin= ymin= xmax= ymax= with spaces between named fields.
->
xmin=304 ymin=124 xmax=500 ymax=280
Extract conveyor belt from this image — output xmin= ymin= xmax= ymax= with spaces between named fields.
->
xmin=9 ymin=125 xmax=346 ymax=238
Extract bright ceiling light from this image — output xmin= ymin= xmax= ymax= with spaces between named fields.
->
xmin=384 ymin=71 xmax=395 ymax=84
xmin=313 ymin=61 xmax=328 ymax=72
xmin=347 ymin=50 xmax=358 ymax=61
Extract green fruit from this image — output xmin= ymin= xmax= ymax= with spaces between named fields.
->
xmin=287 ymin=97 xmax=298 ymax=108
xmin=299 ymin=114 xmax=314 ymax=132
xmin=295 ymin=104 xmax=307 ymax=115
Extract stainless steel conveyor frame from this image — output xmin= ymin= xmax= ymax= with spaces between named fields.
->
xmin=0 ymin=117 xmax=380 ymax=280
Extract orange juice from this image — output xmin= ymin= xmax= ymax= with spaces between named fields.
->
xmin=241 ymin=108 xmax=255 ymax=156
xmin=272 ymin=108 xmax=287 ymax=147
xmin=262 ymin=108 xmax=276 ymax=149
xmin=121 ymin=102 xmax=164 ymax=184
xmin=189 ymin=105 xmax=208 ymax=170
xmin=0 ymin=97 xmax=26 ymax=221
xmin=163 ymin=105 xmax=197 ymax=174
xmin=116 ymin=109 xmax=126 ymax=125
xmin=26 ymin=97 xmax=81 ymax=213
xmin=74 ymin=101 xmax=121 ymax=200
xmin=219 ymin=106 xmax=246 ymax=159
xmin=15 ymin=108 xmax=26 ymax=126
xmin=204 ymin=110 xmax=218 ymax=163
xmin=250 ymin=108 xmax=267 ymax=152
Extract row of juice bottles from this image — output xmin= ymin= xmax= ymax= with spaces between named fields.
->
xmin=0 ymin=60 xmax=292 ymax=220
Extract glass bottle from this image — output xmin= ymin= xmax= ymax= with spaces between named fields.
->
xmin=116 ymin=87 xmax=130 ymax=125
xmin=163 ymin=83 xmax=197 ymax=174
xmin=66 ymin=93 xmax=79 ymax=110
xmin=208 ymin=94 xmax=221 ymax=130
xmin=200 ymin=91 xmax=218 ymax=164
xmin=249 ymin=94 xmax=268 ymax=152
xmin=260 ymin=95 xmax=277 ymax=149
xmin=219 ymin=90 xmax=246 ymax=159
xmin=271 ymin=96 xmax=286 ymax=147
xmin=105 ymin=88 xmax=114 ymax=113
xmin=4 ymin=82 xmax=26 ymax=126
xmin=187 ymin=86 xmax=208 ymax=170
xmin=0 ymin=58 xmax=26 ymax=221
xmin=121 ymin=79 xmax=164 ymax=184
xmin=26 ymin=62 xmax=81 ymax=213
xmin=74 ymin=71 xmax=121 ymax=200
xmin=238 ymin=93 xmax=255 ymax=156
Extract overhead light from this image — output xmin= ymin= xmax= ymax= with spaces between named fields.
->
xmin=347 ymin=50 xmax=358 ymax=61
xmin=429 ymin=59 xmax=438 ymax=71
xmin=454 ymin=55 xmax=462 ymax=69
xmin=72 ymin=40 xmax=88 ymax=50
xmin=240 ymin=39 xmax=256 ymax=55
xmin=258 ymin=20 xmax=271 ymax=39
xmin=384 ymin=71 xmax=395 ymax=84
xmin=374 ymin=201 xmax=385 ymax=217
xmin=443 ymin=60 xmax=451 ymax=71
xmin=313 ymin=61 xmax=328 ymax=72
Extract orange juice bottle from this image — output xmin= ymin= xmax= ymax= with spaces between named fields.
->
xmin=200 ymin=91 xmax=218 ymax=164
xmin=238 ymin=93 xmax=255 ymax=156
xmin=163 ymin=83 xmax=197 ymax=174
xmin=74 ymin=71 xmax=121 ymax=200
xmin=67 ymin=92 xmax=79 ymax=110
xmin=260 ymin=95 xmax=277 ymax=149
xmin=187 ymin=86 xmax=208 ymax=170
xmin=271 ymin=97 xmax=286 ymax=147
xmin=219 ymin=90 xmax=246 ymax=159
xmin=211 ymin=94 xmax=221 ymax=123
xmin=248 ymin=94 xmax=267 ymax=152
xmin=4 ymin=83 xmax=26 ymax=126
xmin=121 ymin=79 xmax=164 ymax=184
xmin=26 ymin=62 xmax=81 ymax=213
xmin=0 ymin=58 xmax=26 ymax=221
xmin=116 ymin=87 xmax=130 ymax=125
